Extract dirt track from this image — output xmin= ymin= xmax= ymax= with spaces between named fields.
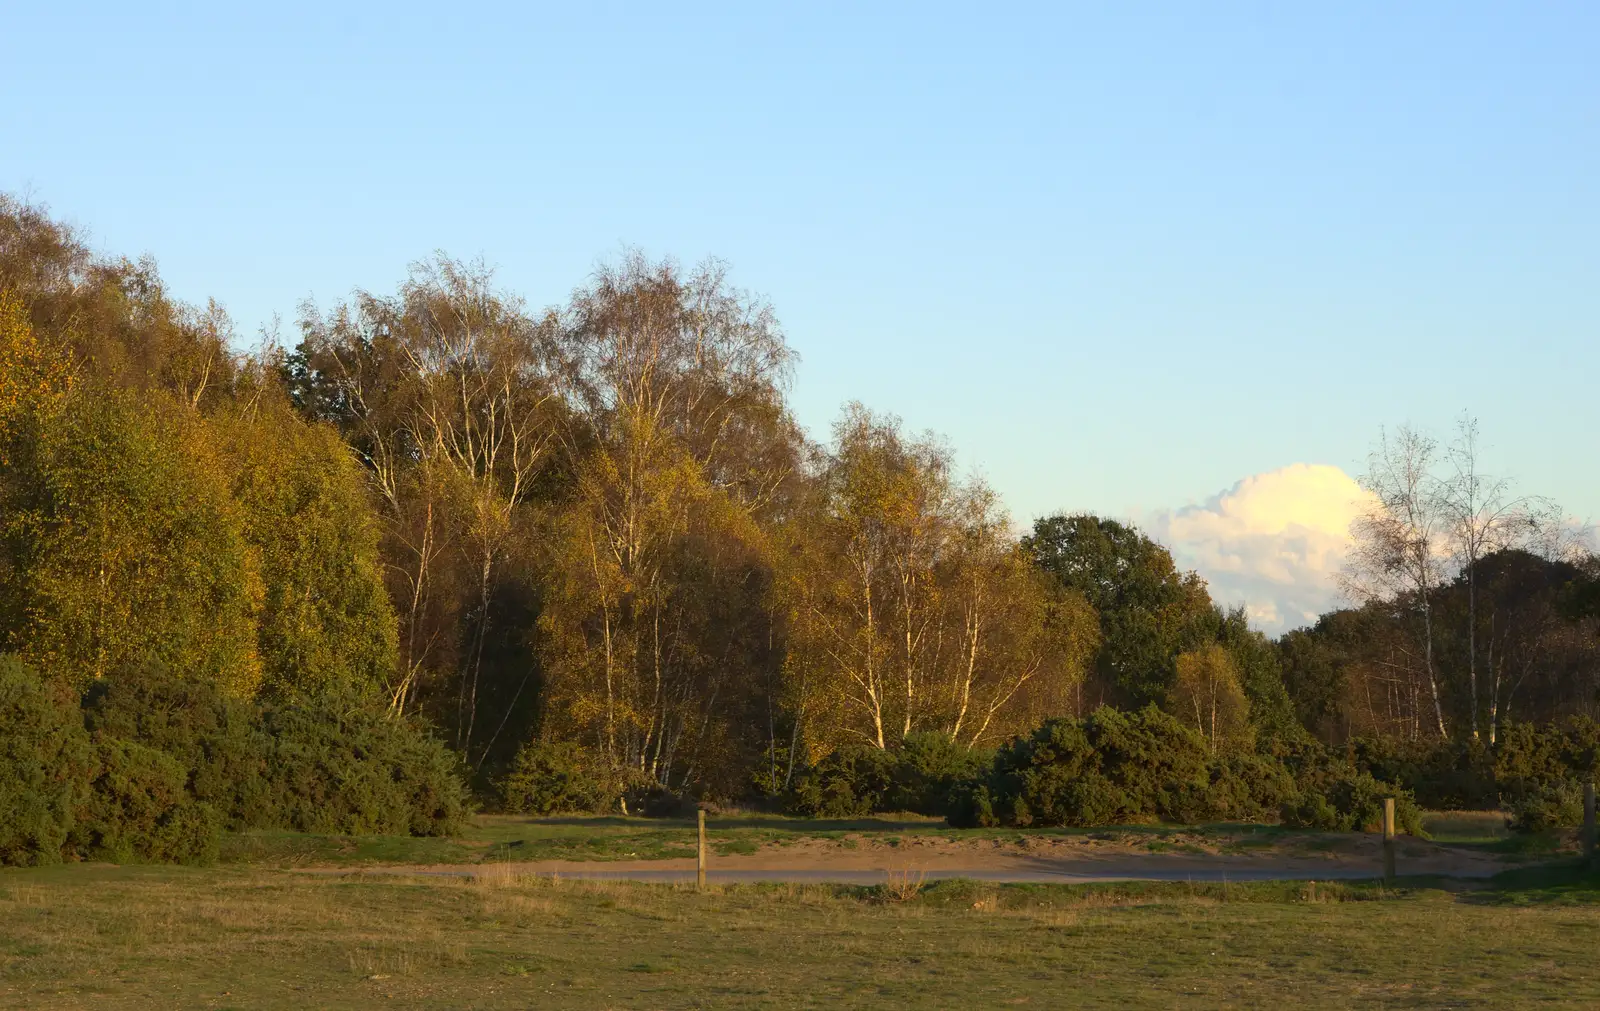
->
xmin=329 ymin=832 xmax=1509 ymax=885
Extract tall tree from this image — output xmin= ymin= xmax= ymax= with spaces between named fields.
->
xmin=1341 ymin=425 xmax=1449 ymax=738
xmin=1 ymin=387 xmax=263 ymax=694
xmin=1170 ymin=643 xmax=1251 ymax=751
xmin=208 ymin=380 xmax=399 ymax=700
xmin=1438 ymin=413 xmax=1556 ymax=742
xmin=0 ymin=196 xmax=234 ymax=409
xmin=1023 ymin=514 xmax=1213 ymax=706
xmin=290 ymin=258 xmax=563 ymax=759
xmin=539 ymin=253 xmax=794 ymax=789
xmin=780 ymin=408 xmax=1095 ymax=754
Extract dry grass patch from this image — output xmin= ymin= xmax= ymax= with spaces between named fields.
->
xmin=2 ymin=864 xmax=1600 ymax=1008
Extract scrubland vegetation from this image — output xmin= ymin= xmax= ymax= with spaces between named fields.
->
xmin=3 ymin=192 xmax=1600 ymax=1006
xmin=2 ymin=194 xmax=1600 ymax=865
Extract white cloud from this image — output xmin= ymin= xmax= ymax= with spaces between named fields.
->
xmin=1145 ymin=464 xmax=1377 ymax=635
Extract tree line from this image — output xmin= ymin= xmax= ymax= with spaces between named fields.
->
xmin=2 ymin=194 xmax=1597 ymax=828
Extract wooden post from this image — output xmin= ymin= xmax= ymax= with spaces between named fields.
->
xmin=1584 ymin=782 xmax=1596 ymax=870
xmin=1382 ymin=797 xmax=1396 ymax=883
xmin=697 ymin=808 xmax=707 ymax=891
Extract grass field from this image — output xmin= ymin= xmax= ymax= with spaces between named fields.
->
xmin=4 ymin=860 xmax=1600 ymax=1009
xmin=5 ymin=812 xmax=1591 ymax=1008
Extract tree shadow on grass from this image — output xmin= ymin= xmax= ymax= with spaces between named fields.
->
xmin=1455 ymin=860 xmax=1600 ymax=906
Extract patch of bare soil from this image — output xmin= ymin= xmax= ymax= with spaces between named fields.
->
xmin=343 ymin=831 xmax=1507 ymax=882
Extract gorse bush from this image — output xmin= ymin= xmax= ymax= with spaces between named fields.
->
xmin=1279 ymin=769 xmax=1424 ymax=836
xmin=257 ymin=690 xmax=469 ymax=836
xmin=776 ymin=708 xmax=1438 ymax=835
xmin=0 ymin=656 xmax=93 ymax=866
xmin=69 ymin=736 xmax=220 ymax=864
xmin=1494 ymin=718 xmax=1600 ymax=799
xmin=0 ymin=656 xmax=219 ymax=865
xmin=1488 ymin=718 xmax=1600 ymax=832
xmin=82 ymin=661 xmax=270 ymax=829
xmin=1503 ymin=779 xmax=1586 ymax=833
xmin=499 ymin=739 xmax=617 ymax=815
xmin=1347 ymin=736 xmax=1497 ymax=811
xmin=1207 ymin=752 xmax=1300 ymax=819
xmin=949 ymin=708 xmax=1220 ymax=828
xmin=85 ymin=664 xmax=469 ymax=838
xmin=0 ymin=658 xmax=470 ymax=867
xmin=890 ymin=732 xmax=993 ymax=817
xmin=944 ymin=707 xmax=1426 ymax=834
xmin=785 ymin=747 xmax=897 ymax=818
xmin=782 ymin=733 xmax=991 ymax=818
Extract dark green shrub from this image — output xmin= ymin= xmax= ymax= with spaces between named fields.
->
xmin=786 ymin=746 xmax=897 ymax=817
xmin=958 ymin=708 xmax=1216 ymax=828
xmin=500 ymin=740 xmax=616 ymax=814
xmin=82 ymin=660 xmax=271 ymax=828
xmin=986 ymin=716 xmax=1116 ymax=827
xmin=1280 ymin=770 xmax=1424 ymax=836
xmin=1084 ymin=707 xmax=1216 ymax=822
xmin=1350 ymin=736 xmax=1496 ymax=810
xmin=0 ymin=656 xmax=94 ymax=866
xmin=1495 ymin=718 xmax=1600 ymax=823
xmin=887 ymin=732 xmax=991 ymax=816
xmin=70 ymin=735 xmax=220 ymax=864
xmin=1205 ymin=752 xmax=1299 ymax=821
xmin=1493 ymin=720 xmax=1567 ymax=796
xmin=1504 ymin=779 xmax=1584 ymax=833
xmin=257 ymin=691 xmax=468 ymax=836
xmin=947 ymin=781 xmax=1001 ymax=828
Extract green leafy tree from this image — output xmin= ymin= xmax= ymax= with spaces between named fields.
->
xmin=1023 ymin=514 xmax=1213 ymax=706
xmin=1 ymin=387 xmax=263 ymax=694
xmin=208 ymin=393 xmax=398 ymax=699
xmin=1169 ymin=643 xmax=1252 ymax=751
xmin=1209 ymin=605 xmax=1303 ymax=747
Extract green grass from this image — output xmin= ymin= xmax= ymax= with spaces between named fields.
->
xmin=3 ymin=861 xmax=1600 ymax=1008
xmin=1422 ymin=809 xmax=1569 ymax=856
xmin=218 ymin=830 xmax=480 ymax=866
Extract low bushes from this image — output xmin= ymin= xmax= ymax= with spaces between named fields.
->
xmin=1279 ymin=770 xmax=1424 ymax=835
xmin=786 ymin=747 xmax=896 ymax=818
xmin=257 ymin=691 xmax=468 ymax=836
xmin=780 ymin=708 xmax=1428 ymax=836
xmin=1347 ymin=736 xmax=1497 ymax=811
xmin=82 ymin=661 xmax=270 ymax=828
xmin=499 ymin=740 xmax=617 ymax=815
xmin=0 ymin=655 xmax=469 ymax=866
xmin=1488 ymin=717 xmax=1600 ymax=831
xmin=1503 ymin=780 xmax=1586 ymax=833
xmin=891 ymin=732 xmax=993 ymax=817
xmin=947 ymin=708 xmax=1315 ymax=829
xmin=0 ymin=657 xmax=94 ymax=866
xmin=70 ymin=736 xmax=220 ymax=864
xmin=785 ymin=732 xmax=991 ymax=818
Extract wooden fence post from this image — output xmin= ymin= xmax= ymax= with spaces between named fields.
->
xmin=697 ymin=808 xmax=707 ymax=891
xmin=1584 ymin=782 xmax=1596 ymax=871
xmin=1382 ymin=797 xmax=1396 ymax=884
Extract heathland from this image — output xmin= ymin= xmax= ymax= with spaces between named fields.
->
xmin=3 ymin=194 xmax=1600 ymax=1006
xmin=3 ymin=810 xmax=1599 ymax=1009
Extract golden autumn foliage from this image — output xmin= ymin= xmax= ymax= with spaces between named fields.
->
xmin=4 ymin=388 xmax=264 ymax=694
xmin=0 ymin=289 xmax=73 ymax=456
xmin=1170 ymin=643 xmax=1252 ymax=751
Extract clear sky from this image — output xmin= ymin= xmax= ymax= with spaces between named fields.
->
xmin=4 ymin=2 xmax=1596 ymax=630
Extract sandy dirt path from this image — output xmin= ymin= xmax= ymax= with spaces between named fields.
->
xmin=315 ymin=832 xmax=1509 ymax=885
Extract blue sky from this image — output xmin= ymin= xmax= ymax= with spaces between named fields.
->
xmin=4 ymin=2 xmax=1596 ymax=628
